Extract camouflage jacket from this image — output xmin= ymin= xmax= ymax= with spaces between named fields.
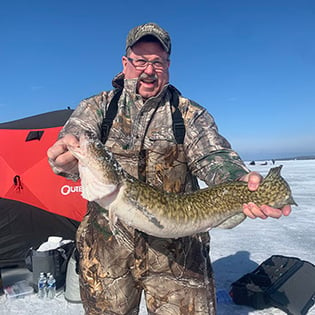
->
xmin=57 ymin=73 xmax=249 ymax=193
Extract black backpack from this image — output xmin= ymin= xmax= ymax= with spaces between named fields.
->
xmin=230 ymin=255 xmax=315 ymax=315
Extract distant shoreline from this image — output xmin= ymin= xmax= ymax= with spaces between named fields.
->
xmin=247 ymin=155 xmax=315 ymax=163
xmin=275 ymin=155 xmax=315 ymax=161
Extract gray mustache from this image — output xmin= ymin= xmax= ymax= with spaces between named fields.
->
xmin=139 ymin=73 xmax=158 ymax=81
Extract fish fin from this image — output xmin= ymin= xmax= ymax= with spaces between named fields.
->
xmin=108 ymin=208 xmax=118 ymax=235
xmin=216 ymin=213 xmax=246 ymax=229
xmin=134 ymin=204 xmax=164 ymax=229
xmin=264 ymin=165 xmax=283 ymax=182
xmin=127 ymin=198 xmax=164 ymax=229
xmin=108 ymin=208 xmax=135 ymax=250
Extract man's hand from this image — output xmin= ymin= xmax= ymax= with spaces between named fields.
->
xmin=47 ymin=134 xmax=80 ymax=175
xmin=240 ymin=172 xmax=292 ymax=219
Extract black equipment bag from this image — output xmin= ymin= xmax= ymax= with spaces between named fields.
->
xmin=230 ymin=255 xmax=315 ymax=315
xmin=25 ymin=241 xmax=75 ymax=291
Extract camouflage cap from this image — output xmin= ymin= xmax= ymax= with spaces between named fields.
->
xmin=126 ymin=22 xmax=171 ymax=54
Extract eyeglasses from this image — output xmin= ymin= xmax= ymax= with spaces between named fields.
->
xmin=126 ymin=57 xmax=169 ymax=71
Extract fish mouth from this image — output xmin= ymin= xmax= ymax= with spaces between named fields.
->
xmin=67 ymin=133 xmax=95 ymax=161
xmin=67 ymin=144 xmax=82 ymax=161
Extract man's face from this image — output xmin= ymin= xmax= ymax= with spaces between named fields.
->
xmin=122 ymin=41 xmax=170 ymax=99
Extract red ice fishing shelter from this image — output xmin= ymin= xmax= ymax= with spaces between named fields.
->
xmin=0 ymin=109 xmax=87 ymax=267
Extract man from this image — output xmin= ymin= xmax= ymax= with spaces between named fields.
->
xmin=47 ymin=23 xmax=291 ymax=314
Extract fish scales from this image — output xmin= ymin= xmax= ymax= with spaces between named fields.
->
xmin=68 ymin=133 xmax=297 ymax=238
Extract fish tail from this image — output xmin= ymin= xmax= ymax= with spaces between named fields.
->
xmin=264 ymin=165 xmax=298 ymax=206
xmin=287 ymin=195 xmax=298 ymax=206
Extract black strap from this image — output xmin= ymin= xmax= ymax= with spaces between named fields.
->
xmin=100 ymin=88 xmax=123 ymax=143
xmin=101 ymin=87 xmax=185 ymax=144
xmin=171 ymin=91 xmax=185 ymax=144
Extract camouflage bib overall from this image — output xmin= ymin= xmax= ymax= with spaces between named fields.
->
xmin=76 ymin=83 xmax=216 ymax=314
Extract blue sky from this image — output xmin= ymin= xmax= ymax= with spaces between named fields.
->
xmin=1 ymin=0 xmax=314 ymax=160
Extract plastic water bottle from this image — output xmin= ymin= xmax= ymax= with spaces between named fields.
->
xmin=46 ymin=274 xmax=56 ymax=299
xmin=37 ymin=272 xmax=47 ymax=298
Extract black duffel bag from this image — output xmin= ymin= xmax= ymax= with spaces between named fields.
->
xmin=230 ymin=255 xmax=315 ymax=315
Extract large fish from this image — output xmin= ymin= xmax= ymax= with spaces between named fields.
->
xmin=68 ymin=133 xmax=297 ymax=238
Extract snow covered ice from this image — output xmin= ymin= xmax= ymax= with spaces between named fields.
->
xmin=1 ymin=159 xmax=314 ymax=314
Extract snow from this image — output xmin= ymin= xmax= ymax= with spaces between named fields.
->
xmin=1 ymin=159 xmax=314 ymax=314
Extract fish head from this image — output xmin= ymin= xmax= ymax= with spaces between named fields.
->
xmin=68 ymin=132 xmax=118 ymax=180
xmin=67 ymin=132 xmax=122 ymax=204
